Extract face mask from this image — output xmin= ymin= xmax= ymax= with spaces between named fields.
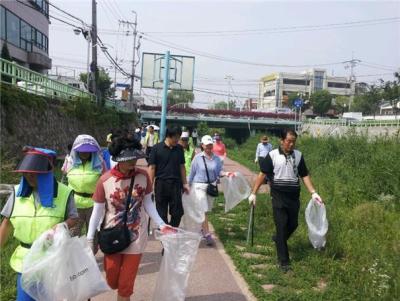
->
xmin=262 ymin=142 xmax=269 ymax=145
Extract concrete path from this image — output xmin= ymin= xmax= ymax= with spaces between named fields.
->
xmin=92 ymin=158 xmax=260 ymax=301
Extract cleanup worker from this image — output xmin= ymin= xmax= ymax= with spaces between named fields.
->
xmin=0 ymin=147 xmax=78 ymax=301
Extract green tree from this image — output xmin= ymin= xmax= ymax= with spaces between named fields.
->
xmin=167 ymin=90 xmax=194 ymax=106
xmin=197 ymin=121 xmax=209 ymax=137
xmin=214 ymin=101 xmax=228 ymax=110
xmin=80 ymin=67 xmax=113 ymax=106
xmin=333 ymin=95 xmax=350 ymax=114
xmin=310 ymin=90 xmax=333 ymax=116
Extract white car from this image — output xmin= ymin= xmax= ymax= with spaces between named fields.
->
xmin=17 ymin=81 xmax=46 ymax=96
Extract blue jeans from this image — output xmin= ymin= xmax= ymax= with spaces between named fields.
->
xmin=16 ymin=273 xmax=35 ymax=301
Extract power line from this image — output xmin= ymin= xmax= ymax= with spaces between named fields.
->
xmin=141 ymin=34 xmax=346 ymax=68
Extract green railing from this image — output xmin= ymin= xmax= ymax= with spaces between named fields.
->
xmin=304 ymin=118 xmax=400 ymax=127
xmin=0 ymin=58 xmax=95 ymax=101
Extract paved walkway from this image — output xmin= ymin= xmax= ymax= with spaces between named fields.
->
xmin=93 ymin=158 xmax=261 ymax=301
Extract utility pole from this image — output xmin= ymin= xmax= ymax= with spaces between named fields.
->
xmin=91 ymin=0 xmax=98 ymax=105
xmin=343 ymin=53 xmax=361 ymax=110
xmin=119 ymin=13 xmax=138 ymax=111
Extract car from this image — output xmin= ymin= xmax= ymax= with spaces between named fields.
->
xmin=17 ymin=81 xmax=46 ymax=96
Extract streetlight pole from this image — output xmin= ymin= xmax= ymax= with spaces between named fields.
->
xmin=130 ymin=11 xmax=137 ymax=108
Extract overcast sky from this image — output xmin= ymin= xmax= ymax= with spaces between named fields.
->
xmin=50 ymin=0 xmax=400 ymax=107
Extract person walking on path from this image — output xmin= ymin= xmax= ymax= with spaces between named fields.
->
xmin=87 ymin=134 xmax=173 ymax=301
xmin=254 ymin=135 xmax=273 ymax=165
xmin=179 ymin=131 xmax=195 ymax=174
xmin=188 ymin=135 xmax=234 ymax=246
xmin=67 ymin=134 xmax=105 ymax=237
xmin=191 ymin=128 xmax=198 ymax=147
xmin=0 ymin=147 xmax=78 ymax=301
xmin=144 ymin=126 xmax=159 ymax=163
xmin=248 ymin=129 xmax=323 ymax=272
xmin=149 ymin=126 xmax=189 ymax=227
xmin=212 ymin=134 xmax=227 ymax=164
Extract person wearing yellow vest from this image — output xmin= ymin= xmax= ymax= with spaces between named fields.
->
xmin=0 ymin=147 xmax=78 ymax=301
xmin=144 ymin=125 xmax=159 ymax=163
xmin=179 ymin=131 xmax=195 ymax=175
xmin=67 ymin=134 xmax=105 ymax=237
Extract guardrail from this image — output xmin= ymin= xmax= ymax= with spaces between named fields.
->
xmin=0 ymin=58 xmax=96 ymax=101
xmin=304 ymin=118 xmax=400 ymax=127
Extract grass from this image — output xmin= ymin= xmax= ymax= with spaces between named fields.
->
xmin=210 ymin=134 xmax=400 ymax=301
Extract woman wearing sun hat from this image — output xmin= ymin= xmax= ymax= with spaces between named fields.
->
xmin=0 ymin=147 xmax=78 ymax=301
xmin=87 ymin=133 xmax=173 ymax=301
xmin=67 ymin=134 xmax=106 ymax=236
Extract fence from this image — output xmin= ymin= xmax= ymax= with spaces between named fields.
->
xmin=304 ymin=118 xmax=400 ymax=127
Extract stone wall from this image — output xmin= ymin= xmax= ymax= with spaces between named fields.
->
xmin=301 ymin=123 xmax=400 ymax=138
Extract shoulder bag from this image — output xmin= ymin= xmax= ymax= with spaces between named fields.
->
xmin=202 ymin=156 xmax=219 ymax=197
xmin=98 ymin=176 xmax=136 ymax=254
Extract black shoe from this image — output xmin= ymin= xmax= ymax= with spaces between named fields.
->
xmin=279 ymin=264 xmax=291 ymax=273
xmin=272 ymin=234 xmax=277 ymax=243
xmin=161 ymin=248 xmax=164 ymax=256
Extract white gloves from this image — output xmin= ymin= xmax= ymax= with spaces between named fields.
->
xmin=248 ymin=193 xmax=256 ymax=206
xmin=312 ymin=192 xmax=323 ymax=205
xmin=254 ymin=158 xmax=258 ymax=163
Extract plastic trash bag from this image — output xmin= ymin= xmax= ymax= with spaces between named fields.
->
xmin=181 ymin=189 xmax=206 ymax=232
xmin=305 ymin=199 xmax=328 ymax=249
xmin=22 ymin=223 xmax=110 ymax=301
xmin=152 ymin=229 xmax=201 ymax=301
xmin=221 ymin=172 xmax=251 ymax=212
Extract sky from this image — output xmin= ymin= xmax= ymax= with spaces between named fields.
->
xmin=49 ymin=0 xmax=400 ymax=107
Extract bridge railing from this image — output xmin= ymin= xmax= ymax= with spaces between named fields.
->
xmin=1 ymin=58 xmax=96 ymax=102
xmin=304 ymin=118 xmax=400 ymax=127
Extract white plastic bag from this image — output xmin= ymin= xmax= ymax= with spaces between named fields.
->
xmin=152 ymin=229 xmax=201 ymax=301
xmin=221 ymin=172 xmax=251 ymax=212
xmin=305 ymin=199 xmax=328 ymax=249
xmin=22 ymin=223 xmax=110 ymax=301
xmin=181 ymin=189 xmax=206 ymax=232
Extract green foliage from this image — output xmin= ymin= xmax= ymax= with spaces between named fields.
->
xmin=80 ymin=67 xmax=114 ymax=105
xmin=197 ymin=121 xmax=209 ymax=137
xmin=310 ymin=90 xmax=333 ymax=116
xmin=211 ymin=135 xmax=400 ymax=300
xmin=213 ymin=100 xmax=236 ymax=110
xmin=333 ymin=95 xmax=349 ymax=113
xmin=167 ymin=90 xmax=194 ymax=106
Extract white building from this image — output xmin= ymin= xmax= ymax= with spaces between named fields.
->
xmin=258 ymin=69 xmax=354 ymax=110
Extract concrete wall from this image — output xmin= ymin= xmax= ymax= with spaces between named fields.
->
xmin=301 ymin=123 xmax=400 ymax=138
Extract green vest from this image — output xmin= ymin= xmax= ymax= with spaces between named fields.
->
xmin=9 ymin=182 xmax=71 ymax=273
xmin=67 ymin=161 xmax=101 ymax=208
xmin=184 ymin=146 xmax=194 ymax=173
xmin=144 ymin=132 xmax=159 ymax=147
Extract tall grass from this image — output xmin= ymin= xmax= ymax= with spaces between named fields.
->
xmin=212 ymin=134 xmax=400 ymax=300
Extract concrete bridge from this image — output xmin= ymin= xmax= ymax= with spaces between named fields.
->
xmin=139 ymin=110 xmax=300 ymax=130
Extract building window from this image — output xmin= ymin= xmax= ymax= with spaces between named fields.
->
xmin=263 ymin=90 xmax=275 ymax=97
xmin=314 ymin=71 xmax=324 ymax=91
xmin=1 ymin=6 xmax=5 ymax=40
xmin=283 ymin=79 xmax=310 ymax=85
xmin=6 ymin=10 xmax=20 ymax=47
xmin=31 ymin=0 xmax=49 ymax=18
xmin=20 ymin=21 xmax=33 ymax=52
xmin=328 ymin=82 xmax=350 ymax=89
xmin=0 ymin=5 xmax=48 ymax=54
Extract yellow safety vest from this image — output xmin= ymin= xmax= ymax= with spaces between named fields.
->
xmin=184 ymin=146 xmax=194 ymax=173
xmin=144 ymin=132 xmax=159 ymax=146
xmin=9 ymin=182 xmax=71 ymax=273
xmin=67 ymin=161 xmax=101 ymax=208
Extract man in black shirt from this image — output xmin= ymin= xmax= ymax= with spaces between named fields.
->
xmin=248 ymin=129 xmax=323 ymax=272
xmin=149 ymin=126 xmax=189 ymax=227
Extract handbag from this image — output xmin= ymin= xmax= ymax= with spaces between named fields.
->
xmin=98 ymin=176 xmax=136 ymax=254
xmin=202 ymin=156 xmax=219 ymax=197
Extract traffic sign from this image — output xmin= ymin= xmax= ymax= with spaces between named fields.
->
xmin=294 ymin=98 xmax=304 ymax=108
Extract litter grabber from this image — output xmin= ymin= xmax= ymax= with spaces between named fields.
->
xmin=246 ymin=204 xmax=255 ymax=246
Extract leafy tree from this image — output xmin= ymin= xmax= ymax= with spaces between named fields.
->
xmin=197 ymin=121 xmax=209 ymax=137
xmin=333 ymin=95 xmax=350 ymax=114
xmin=167 ymin=90 xmax=194 ymax=106
xmin=214 ymin=101 xmax=228 ymax=110
xmin=80 ymin=67 xmax=113 ymax=106
xmin=310 ymin=90 xmax=333 ymax=116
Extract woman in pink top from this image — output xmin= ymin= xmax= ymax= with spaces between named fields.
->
xmin=212 ymin=134 xmax=227 ymax=163
xmin=87 ymin=133 xmax=173 ymax=301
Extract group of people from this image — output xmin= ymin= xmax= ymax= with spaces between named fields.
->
xmin=0 ymin=126 xmax=324 ymax=300
xmin=0 ymin=125 xmax=235 ymax=301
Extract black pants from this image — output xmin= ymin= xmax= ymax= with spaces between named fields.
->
xmin=192 ymin=137 xmax=197 ymax=146
xmin=145 ymin=146 xmax=153 ymax=163
xmin=272 ymin=204 xmax=299 ymax=265
xmin=154 ymin=179 xmax=184 ymax=227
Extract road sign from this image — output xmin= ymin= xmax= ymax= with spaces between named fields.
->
xmin=294 ymin=98 xmax=304 ymax=108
